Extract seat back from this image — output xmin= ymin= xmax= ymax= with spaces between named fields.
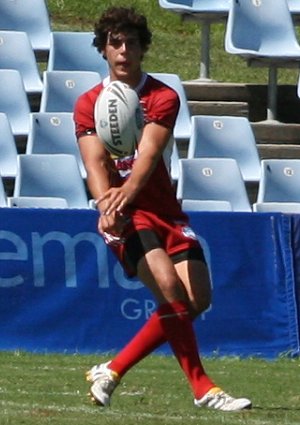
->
xmin=159 ymin=0 xmax=193 ymax=8
xmin=47 ymin=32 xmax=109 ymax=79
xmin=257 ymin=159 xmax=300 ymax=203
xmin=0 ymin=0 xmax=51 ymax=52
xmin=8 ymin=196 xmax=69 ymax=209
xmin=253 ymin=202 xmax=300 ymax=213
xmin=177 ymin=158 xmax=251 ymax=212
xmin=225 ymin=0 xmax=299 ymax=56
xmin=0 ymin=31 xmax=43 ymax=93
xmin=26 ymin=112 xmax=86 ymax=178
xmin=40 ymin=71 xmax=102 ymax=112
xmin=0 ymin=70 xmax=30 ymax=136
xmin=0 ymin=113 xmax=18 ymax=178
xmin=14 ymin=154 xmax=89 ymax=209
xmin=182 ymin=199 xmax=232 ymax=212
xmin=159 ymin=0 xmax=229 ymax=13
xmin=149 ymin=72 xmax=191 ymax=141
xmin=288 ymin=0 xmax=300 ymax=21
xmin=187 ymin=115 xmax=261 ymax=182
xmin=0 ymin=174 xmax=7 ymax=207
xmin=297 ymin=72 xmax=300 ymax=98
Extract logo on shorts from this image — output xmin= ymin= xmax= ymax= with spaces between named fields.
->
xmin=182 ymin=226 xmax=197 ymax=240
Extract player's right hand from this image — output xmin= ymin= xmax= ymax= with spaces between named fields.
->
xmin=98 ymin=210 xmax=126 ymax=238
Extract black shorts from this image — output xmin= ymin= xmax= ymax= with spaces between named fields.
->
xmin=123 ymin=228 xmax=206 ymax=277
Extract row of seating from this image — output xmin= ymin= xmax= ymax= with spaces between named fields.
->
xmin=159 ymin=0 xmax=300 ymax=121
xmin=0 ymin=69 xmax=101 ymax=136
xmin=160 ymin=0 xmax=300 ymax=79
xmin=2 ymin=0 xmax=300 ymax=66
xmin=0 ymin=108 xmax=262 ymax=181
xmin=0 ymin=0 xmax=51 ymax=59
xmin=0 ymin=154 xmax=89 ymax=209
xmin=2 ymin=155 xmax=300 ymax=213
xmin=0 ymin=30 xmax=109 ymax=94
xmin=0 ymin=69 xmax=190 ymax=139
xmin=177 ymin=158 xmax=300 ymax=213
xmin=2 ymin=0 xmax=300 ymax=123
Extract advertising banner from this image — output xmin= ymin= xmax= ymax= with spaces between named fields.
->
xmin=0 ymin=209 xmax=299 ymax=358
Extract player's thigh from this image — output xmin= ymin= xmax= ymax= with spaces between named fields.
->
xmin=137 ymin=247 xmax=186 ymax=304
xmin=174 ymin=259 xmax=211 ymax=315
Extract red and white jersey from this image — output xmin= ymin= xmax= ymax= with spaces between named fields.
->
xmin=74 ymin=73 xmax=186 ymax=220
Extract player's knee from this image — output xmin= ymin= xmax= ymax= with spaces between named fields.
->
xmin=157 ymin=273 xmax=185 ymax=301
xmin=189 ymin=290 xmax=211 ymax=318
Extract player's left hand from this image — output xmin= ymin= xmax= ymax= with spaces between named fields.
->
xmin=96 ymin=186 xmax=133 ymax=215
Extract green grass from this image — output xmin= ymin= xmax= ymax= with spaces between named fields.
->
xmin=47 ymin=0 xmax=300 ymax=85
xmin=1 ymin=351 xmax=300 ymax=424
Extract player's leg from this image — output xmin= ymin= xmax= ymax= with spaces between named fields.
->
xmin=173 ymin=257 xmax=252 ymax=411
xmin=87 ymin=229 xmax=251 ymax=410
xmin=173 ymin=256 xmax=211 ymax=318
xmin=88 ymin=245 xmax=214 ymax=405
xmin=133 ymin=247 xmax=215 ymax=400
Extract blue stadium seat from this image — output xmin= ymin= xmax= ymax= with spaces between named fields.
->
xmin=40 ymin=71 xmax=101 ymax=113
xmin=288 ymin=0 xmax=300 ymax=23
xmin=253 ymin=202 xmax=300 ymax=214
xmin=254 ymin=159 xmax=300 ymax=213
xmin=0 ymin=113 xmax=18 ymax=178
xmin=182 ymin=199 xmax=232 ymax=212
xmin=14 ymin=154 xmax=89 ymax=209
xmin=47 ymin=32 xmax=109 ymax=79
xmin=150 ymin=72 xmax=191 ymax=141
xmin=297 ymin=72 xmax=300 ymax=98
xmin=170 ymin=142 xmax=180 ymax=182
xmin=0 ymin=70 xmax=31 ymax=137
xmin=8 ymin=196 xmax=69 ymax=209
xmin=0 ymin=0 xmax=51 ymax=58
xmin=187 ymin=115 xmax=261 ymax=182
xmin=177 ymin=157 xmax=252 ymax=212
xmin=26 ymin=112 xmax=86 ymax=178
xmin=225 ymin=0 xmax=300 ymax=121
xmin=0 ymin=174 xmax=7 ymax=207
xmin=158 ymin=0 xmax=230 ymax=80
xmin=0 ymin=31 xmax=43 ymax=94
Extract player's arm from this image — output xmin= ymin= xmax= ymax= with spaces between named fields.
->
xmin=98 ymin=121 xmax=172 ymax=215
xmin=78 ymin=134 xmax=125 ymax=236
xmin=78 ymin=133 xmax=111 ymax=202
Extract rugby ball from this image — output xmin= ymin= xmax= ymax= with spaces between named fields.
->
xmin=94 ymin=81 xmax=144 ymax=157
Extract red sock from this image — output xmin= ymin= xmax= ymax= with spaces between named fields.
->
xmin=109 ymin=311 xmax=165 ymax=377
xmin=157 ymin=300 xmax=215 ymax=399
xmin=109 ymin=300 xmax=214 ymax=399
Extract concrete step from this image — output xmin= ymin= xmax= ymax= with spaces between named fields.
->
xmin=183 ymin=81 xmax=300 ymax=124
xmin=188 ymin=100 xmax=248 ymax=117
xmin=252 ymin=122 xmax=300 ymax=144
xmin=258 ymin=144 xmax=300 ymax=159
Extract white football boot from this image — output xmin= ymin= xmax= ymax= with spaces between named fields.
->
xmin=86 ymin=361 xmax=119 ymax=406
xmin=194 ymin=386 xmax=252 ymax=411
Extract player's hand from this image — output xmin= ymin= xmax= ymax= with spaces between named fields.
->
xmin=98 ymin=209 xmax=126 ymax=237
xmin=96 ymin=186 xmax=133 ymax=215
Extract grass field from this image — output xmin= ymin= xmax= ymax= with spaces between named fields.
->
xmin=1 ymin=351 xmax=300 ymax=425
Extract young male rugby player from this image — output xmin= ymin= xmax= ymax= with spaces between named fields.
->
xmin=74 ymin=6 xmax=251 ymax=412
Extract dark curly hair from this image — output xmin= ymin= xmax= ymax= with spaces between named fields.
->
xmin=93 ymin=7 xmax=152 ymax=56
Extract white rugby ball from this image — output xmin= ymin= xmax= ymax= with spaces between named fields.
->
xmin=94 ymin=81 xmax=144 ymax=157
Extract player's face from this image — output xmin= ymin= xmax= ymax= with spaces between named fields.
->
xmin=103 ymin=31 xmax=144 ymax=86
